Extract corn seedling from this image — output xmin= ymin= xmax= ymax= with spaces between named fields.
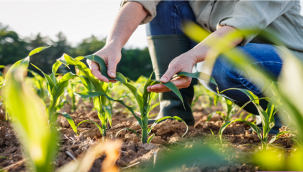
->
xmin=2 ymin=47 xmax=58 ymax=172
xmin=218 ymin=86 xmax=293 ymax=150
xmin=77 ymin=55 xmax=189 ymax=143
xmin=66 ymin=79 xmax=81 ymax=112
xmin=31 ymin=60 xmax=77 ymax=123
xmin=207 ymin=97 xmax=235 ymax=122
xmin=58 ymin=54 xmax=137 ymax=137
xmin=28 ymin=69 xmax=46 ymax=100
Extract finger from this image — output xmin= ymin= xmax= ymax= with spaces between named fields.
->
xmin=107 ymin=57 xmax=117 ymax=78
xmin=109 ymin=79 xmax=117 ymax=83
xmin=89 ymin=61 xmax=110 ymax=82
xmin=89 ymin=61 xmax=100 ymax=70
xmin=91 ymin=69 xmax=109 ymax=82
xmin=160 ymin=65 xmax=180 ymax=83
xmin=148 ymin=76 xmax=191 ymax=93
xmin=147 ymin=84 xmax=171 ymax=92
xmin=170 ymin=76 xmax=191 ymax=89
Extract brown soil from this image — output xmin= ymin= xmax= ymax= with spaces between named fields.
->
xmin=0 ymin=101 xmax=294 ymax=172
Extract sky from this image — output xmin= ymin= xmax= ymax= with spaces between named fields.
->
xmin=0 ymin=0 xmax=302 ymax=49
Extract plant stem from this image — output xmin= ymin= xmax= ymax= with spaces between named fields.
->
xmin=142 ymin=117 xmax=148 ymax=143
xmin=48 ymin=101 xmax=56 ymax=121
xmin=101 ymin=128 xmax=106 ymax=137
xmin=261 ymin=141 xmax=267 ymax=150
xmin=142 ymin=128 xmax=148 ymax=143
xmin=101 ymin=120 xmax=107 ymax=137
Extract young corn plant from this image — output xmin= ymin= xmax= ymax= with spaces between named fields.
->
xmin=218 ymin=86 xmax=291 ymax=150
xmin=58 ymin=54 xmax=137 ymax=137
xmin=2 ymin=47 xmax=58 ymax=172
xmin=207 ymin=97 xmax=235 ymax=122
xmin=28 ymin=69 xmax=46 ymax=100
xmin=81 ymin=55 xmax=189 ymax=143
xmin=66 ymin=79 xmax=81 ymax=112
xmin=31 ymin=59 xmax=77 ymax=122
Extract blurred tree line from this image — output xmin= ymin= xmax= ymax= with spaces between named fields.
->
xmin=0 ymin=23 xmax=153 ymax=80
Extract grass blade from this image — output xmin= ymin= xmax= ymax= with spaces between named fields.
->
xmin=28 ymin=46 xmax=50 ymax=57
xmin=61 ymin=112 xmax=78 ymax=135
xmin=77 ymin=120 xmax=103 ymax=135
xmin=147 ymin=134 xmax=155 ymax=143
xmin=74 ymin=91 xmax=142 ymax=125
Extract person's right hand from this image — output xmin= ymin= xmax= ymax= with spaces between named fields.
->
xmin=87 ymin=44 xmax=121 ymax=83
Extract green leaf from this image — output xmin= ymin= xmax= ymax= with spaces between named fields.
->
xmin=59 ymin=72 xmax=77 ymax=83
xmin=5 ymin=57 xmax=30 ymax=80
xmin=83 ymin=55 xmax=147 ymax=114
xmin=244 ymin=114 xmax=254 ymax=121
xmin=148 ymin=116 xmax=188 ymax=138
xmin=60 ymin=54 xmax=105 ymax=94
xmin=147 ymin=102 xmax=160 ymax=117
xmin=31 ymin=63 xmax=55 ymax=94
xmin=268 ymin=131 xmax=294 ymax=144
xmin=221 ymin=88 xmax=259 ymax=104
xmin=213 ymin=94 xmax=219 ymax=106
xmin=164 ymin=82 xmax=185 ymax=109
xmin=177 ymin=71 xmax=218 ymax=86
xmin=209 ymin=129 xmax=215 ymax=137
xmin=115 ymin=128 xmax=141 ymax=141
xmin=28 ymin=69 xmax=43 ymax=81
xmin=56 ymin=100 xmax=67 ymax=111
xmin=221 ymin=97 xmax=234 ymax=121
xmin=50 ymin=60 xmax=63 ymax=83
xmin=143 ymin=72 xmax=156 ymax=113
xmin=84 ymin=54 xmax=111 ymax=79
xmin=61 ymin=112 xmax=78 ymax=135
xmin=147 ymin=133 xmax=155 ymax=143
xmin=104 ymin=106 xmax=112 ymax=127
xmin=77 ymin=120 xmax=103 ymax=135
xmin=3 ymin=68 xmax=58 ymax=172
xmin=28 ymin=46 xmax=50 ymax=57
xmin=207 ymin=111 xmax=221 ymax=122
xmin=78 ymin=75 xmax=93 ymax=92
xmin=51 ymin=72 xmax=77 ymax=103
xmin=151 ymin=81 xmax=185 ymax=110
xmin=74 ymin=91 xmax=142 ymax=126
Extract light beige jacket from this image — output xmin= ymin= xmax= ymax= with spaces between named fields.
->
xmin=121 ymin=0 xmax=303 ymax=57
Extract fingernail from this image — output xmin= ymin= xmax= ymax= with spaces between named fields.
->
xmin=110 ymin=72 xmax=116 ymax=77
xmin=161 ymin=77 xmax=168 ymax=82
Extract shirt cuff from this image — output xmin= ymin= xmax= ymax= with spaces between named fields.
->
xmin=219 ymin=16 xmax=261 ymax=46
xmin=120 ymin=0 xmax=157 ymax=24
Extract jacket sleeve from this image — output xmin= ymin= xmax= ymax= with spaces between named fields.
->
xmin=218 ymin=1 xmax=295 ymax=46
xmin=120 ymin=0 xmax=161 ymax=24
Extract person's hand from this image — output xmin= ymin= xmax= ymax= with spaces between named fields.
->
xmin=147 ymin=53 xmax=197 ymax=93
xmin=87 ymin=44 xmax=121 ymax=83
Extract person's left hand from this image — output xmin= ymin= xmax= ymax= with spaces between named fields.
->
xmin=147 ymin=53 xmax=197 ymax=93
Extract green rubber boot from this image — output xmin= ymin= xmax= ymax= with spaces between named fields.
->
xmin=147 ymin=34 xmax=195 ymax=126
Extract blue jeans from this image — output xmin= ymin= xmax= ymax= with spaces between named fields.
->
xmin=145 ymin=1 xmax=283 ymax=118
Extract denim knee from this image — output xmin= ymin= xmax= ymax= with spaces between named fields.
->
xmin=197 ymin=43 xmax=283 ymax=105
